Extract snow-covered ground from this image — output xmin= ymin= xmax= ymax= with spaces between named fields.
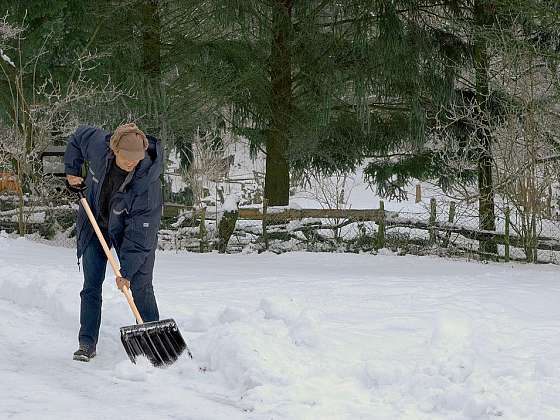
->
xmin=2 ymin=234 xmax=560 ymax=419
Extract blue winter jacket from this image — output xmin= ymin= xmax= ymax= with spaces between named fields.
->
xmin=64 ymin=125 xmax=163 ymax=281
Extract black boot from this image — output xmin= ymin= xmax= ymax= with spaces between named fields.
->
xmin=73 ymin=343 xmax=96 ymax=362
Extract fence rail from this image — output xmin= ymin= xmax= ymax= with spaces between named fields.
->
xmin=1 ymin=198 xmax=559 ymax=262
xmin=238 ymin=207 xmax=397 ymax=221
xmin=208 ymin=202 xmax=560 ymax=260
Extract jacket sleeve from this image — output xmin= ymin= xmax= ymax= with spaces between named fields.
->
xmin=118 ymin=183 xmax=162 ymax=281
xmin=64 ymin=126 xmax=103 ymax=176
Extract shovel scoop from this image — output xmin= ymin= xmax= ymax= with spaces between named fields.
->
xmin=71 ymin=182 xmax=192 ymax=366
xmin=117 ymin=281 xmax=191 ymax=366
xmin=120 ymin=318 xmax=190 ymax=367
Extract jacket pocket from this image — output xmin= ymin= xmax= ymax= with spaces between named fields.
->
xmin=133 ymin=217 xmax=158 ymax=248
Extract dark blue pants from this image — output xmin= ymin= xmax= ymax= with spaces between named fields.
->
xmin=78 ymin=234 xmax=159 ymax=347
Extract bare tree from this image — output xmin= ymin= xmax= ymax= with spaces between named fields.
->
xmin=431 ymin=16 xmax=560 ymax=262
xmin=491 ymin=25 xmax=560 ymax=262
xmin=294 ymin=170 xmax=357 ymax=240
xmin=182 ymin=127 xmax=230 ymax=208
xmin=0 ymin=18 xmax=127 ymax=235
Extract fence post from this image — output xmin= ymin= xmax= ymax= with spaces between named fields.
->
xmin=199 ymin=207 xmax=207 ymax=253
xmin=262 ymin=198 xmax=269 ymax=250
xmin=429 ymin=198 xmax=437 ymax=245
xmin=504 ymin=206 xmax=510 ymax=262
xmin=531 ymin=213 xmax=537 ymax=263
xmin=443 ymin=201 xmax=455 ymax=248
xmin=376 ymin=200 xmax=385 ymax=250
xmin=415 ymin=183 xmax=422 ymax=203
xmin=218 ymin=208 xmax=239 ymax=254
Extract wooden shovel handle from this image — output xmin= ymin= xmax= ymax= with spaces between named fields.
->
xmin=80 ymin=196 xmax=144 ymax=324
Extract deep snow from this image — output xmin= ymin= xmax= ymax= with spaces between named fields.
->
xmin=1 ymin=234 xmax=560 ymax=419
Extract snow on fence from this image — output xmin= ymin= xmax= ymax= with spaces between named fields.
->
xmin=160 ymin=199 xmax=560 ymax=263
xmin=0 ymin=195 xmax=76 ymax=238
xmin=2 ymin=194 xmax=560 ymax=263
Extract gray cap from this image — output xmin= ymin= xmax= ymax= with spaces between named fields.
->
xmin=110 ymin=123 xmax=147 ymax=161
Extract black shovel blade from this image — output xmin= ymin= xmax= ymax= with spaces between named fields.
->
xmin=120 ymin=318 xmax=192 ymax=367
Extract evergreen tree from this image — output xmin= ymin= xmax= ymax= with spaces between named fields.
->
xmin=163 ymin=1 xmax=466 ymax=206
xmin=163 ymin=1 xmax=294 ymax=205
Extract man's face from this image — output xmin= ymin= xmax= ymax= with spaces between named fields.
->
xmin=115 ymin=150 xmax=142 ymax=172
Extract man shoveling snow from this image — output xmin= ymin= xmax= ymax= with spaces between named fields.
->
xmin=64 ymin=123 xmax=163 ymax=362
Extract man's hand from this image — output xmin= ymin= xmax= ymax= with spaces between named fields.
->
xmin=65 ymin=175 xmax=87 ymax=196
xmin=66 ymin=174 xmax=84 ymax=186
xmin=116 ymin=276 xmax=130 ymax=291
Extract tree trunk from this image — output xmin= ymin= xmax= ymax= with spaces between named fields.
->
xmin=265 ymin=0 xmax=292 ymax=206
xmin=141 ymin=0 xmax=173 ymax=200
xmin=474 ymin=0 xmax=497 ymax=256
xmin=142 ymin=0 xmax=161 ymax=79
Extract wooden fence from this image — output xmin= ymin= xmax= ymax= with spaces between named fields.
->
xmin=1 ymin=198 xmax=559 ymax=261
xmin=169 ymin=199 xmax=560 ymax=261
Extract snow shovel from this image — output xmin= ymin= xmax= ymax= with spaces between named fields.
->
xmin=69 ymin=181 xmax=191 ymax=367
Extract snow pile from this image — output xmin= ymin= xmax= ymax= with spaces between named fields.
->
xmin=223 ymin=192 xmax=241 ymax=213
xmin=198 ymin=297 xmax=322 ymax=390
